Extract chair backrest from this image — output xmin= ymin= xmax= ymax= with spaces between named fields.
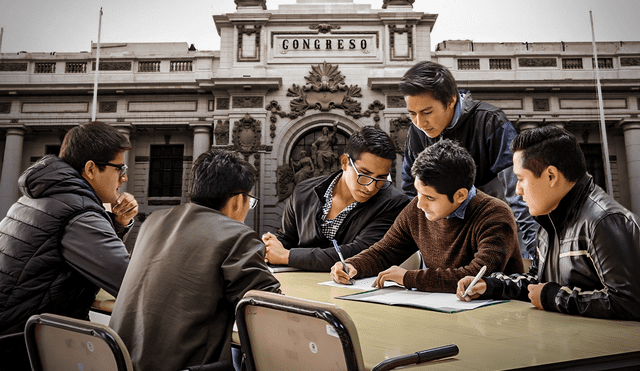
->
xmin=236 ymin=290 xmax=366 ymax=371
xmin=24 ymin=313 xmax=133 ymax=371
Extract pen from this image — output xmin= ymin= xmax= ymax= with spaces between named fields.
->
xmin=463 ymin=265 xmax=487 ymax=298
xmin=332 ymin=239 xmax=354 ymax=285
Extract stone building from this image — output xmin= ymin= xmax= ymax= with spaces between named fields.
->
xmin=1 ymin=0 xmax=639 ymax=250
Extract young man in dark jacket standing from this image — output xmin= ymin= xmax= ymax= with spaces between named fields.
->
xmin=399 ymin=61 xmax=538 ymax=259
xmin=263 ymin=126 xmax=409 ymax=271
xmin=457 ymin=126 xmax=640 ymax=320
xmin=0 ymin=122 xmax=136 ymax=369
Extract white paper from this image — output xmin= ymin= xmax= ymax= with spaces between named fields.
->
xmin=318 ymin=277 xmax=402 ymax=290
xmin=357 ymin=290 xmax=497 ymax=311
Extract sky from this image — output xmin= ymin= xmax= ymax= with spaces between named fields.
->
xmin=1 ymin=0 xmax=640 ymax=54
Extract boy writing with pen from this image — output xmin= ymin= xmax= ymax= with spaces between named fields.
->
xmin=331 ymin=140 xmax=524 ymax=292
xmin=457 ymin=126 xmax=640 ymax=320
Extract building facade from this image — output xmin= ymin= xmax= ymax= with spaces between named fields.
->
xmin=1 ymin=0 xmax=639 ymax=250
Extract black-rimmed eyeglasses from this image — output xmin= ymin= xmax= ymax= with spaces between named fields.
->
xmin=94 ymin=162 xmax=128 ymax=178
xmin=348 ymin=156 xmax=392 ymax=190
xmin=239 ymin=192 xmax=259 ymax=209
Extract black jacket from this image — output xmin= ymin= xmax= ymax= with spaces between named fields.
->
xmin=401 ymin=91 xmax=538 ymax=259
xmin=483 ymin=175 xmax=640 ymax=320
xmin=276 ymin=171 xmax=410 ymax=271
xmin=0 ymin=155 xmax=128 ymax=334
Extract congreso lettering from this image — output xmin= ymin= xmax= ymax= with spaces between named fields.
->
xmin=282 ymin=38 xmax=368 ymax=50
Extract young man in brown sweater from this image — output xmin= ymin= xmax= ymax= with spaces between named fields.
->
xmin=331 ymin=139 xmax=524 ymax=292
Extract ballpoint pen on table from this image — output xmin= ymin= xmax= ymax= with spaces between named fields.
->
xmin=332 ymin=239 xmax=355 ymax=285
xmin=463 ymin=265 xmax=487 ymax=298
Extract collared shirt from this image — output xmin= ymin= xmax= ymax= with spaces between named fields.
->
xmin=446 ymin=185 xmax=477 ymax=220
xmin=441 ymin=91 xmax=464 ymax=135
xmin=320 ymin=173 xmax=359 ymax=240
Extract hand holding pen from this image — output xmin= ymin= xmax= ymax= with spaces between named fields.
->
xmin=456 ymin=265 xmax=487 ymax=301
xmin=331 ymin=239 xmax=356 ymax=285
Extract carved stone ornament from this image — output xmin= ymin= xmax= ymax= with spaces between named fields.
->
xmin=389 ymin=114 xmax=413 ymax=154
xmin=265 ymin=61 xmax=386 ymax=125
xmin=0 ymin=63 xmax=28 ymax=72
xmin=309 ymin=23 xmax=341 ymax=34
xmin=382 ymin=0 xmax=415 ymax=8
xmin=232 ymin=113 xmax=262 ymax=156
xmin=387 ymin=96 xmax=406 ymax=108
xmin=276 ymin=164 xmax=296 ymax=202
xmin=237 ymin=25 xmax=262 ymax=62
xmin=389 ymin=24 xmax=413 ymax=61
xmin=0 ymin=102 xmax=11 ymax=114
xmin=621 ymin=57 xmax=640 ymax=67
xmin=518 ymin=58 xmax=557 ymax=67
xmin=533 ymin=99 xmax=550 ymax=111
xmin=217 ymin=98 xmax=230 ymax=110
xmin=233 ymin=96 xmax=264 ymax=109
xmin=214 ymin=119 xmax=230 ymax=145
xmin=92 ymin=61 xmax=132 ymax=71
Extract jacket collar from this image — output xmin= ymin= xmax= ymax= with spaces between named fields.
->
xmin=535 ymin=174 xmax=593 ymax=231
xmin=313 ymin=171 xmax=343 ymax=201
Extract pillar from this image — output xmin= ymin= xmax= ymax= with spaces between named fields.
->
xmin=114 ymin=126 xmax=132 ymax=193
xmin=0 ymin=128 xmax=26 ymax=218
xmin=622 ymin=122 xmax=640 ymax=214
xmin=192 ymin=125 xmax=212 ymax=161
xmin=517 ymin=121 xmax=539 ymax=132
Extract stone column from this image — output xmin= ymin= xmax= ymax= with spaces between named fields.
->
xmin=115 ymin=125 xmax=131 ymax=193
xmin=622 ymin=122 xmax=640 ymax=214
xmin=517 ymin=121 xmax=539 ymax=132
xmin=0 ymin=127 xmax=26 ymax=217
xmin=192 ymin=125 xmax=211 ymax=161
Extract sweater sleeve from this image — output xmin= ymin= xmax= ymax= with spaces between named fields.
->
xmin=60 ymin=212 xmax=130 ymax=297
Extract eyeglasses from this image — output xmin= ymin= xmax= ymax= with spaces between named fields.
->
xmin=94 ymin=162 xmax=128 ymax=178
xmin=348 ymin=156 xmax=392 ymax=190
xmin=240 ymin=192 xmax=260 ymax=209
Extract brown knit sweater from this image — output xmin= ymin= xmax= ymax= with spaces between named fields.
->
xmin=346 ymin=191 xmax=524 ymax=292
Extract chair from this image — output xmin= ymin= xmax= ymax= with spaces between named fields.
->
xmin=24 ymin=313 xmax=234 ymax=371
xmin=236 ymin=290 xmax=458 ymax=371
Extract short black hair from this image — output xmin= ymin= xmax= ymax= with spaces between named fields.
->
xmin=59 ymin=121 xmax=132 ymax=174
xmin=411 ymin=139 xmax=476 ymax=202
xmin=344 ymin=126 xmax=396 ymax=161
xmin=398 ymin=61 xmax=459 ymax=107
xmin=511 ymin=125 xmax=587 ymax=182
xmin=189 ymin=149 xmax=256 ymax=211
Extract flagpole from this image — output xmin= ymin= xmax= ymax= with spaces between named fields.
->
xmin=590 ymin=11 xmax=614 ymax=197
xmin=91 ymin=8 xmax=103 ymax=122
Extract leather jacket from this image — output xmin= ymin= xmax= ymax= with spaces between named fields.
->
xmin=483 ymin=175 xmax=640 ymax=320
xmin=276 ymin=171 xmax=410 ymax=271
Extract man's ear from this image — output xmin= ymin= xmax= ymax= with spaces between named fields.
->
xmin=546 ymin=166 xmax=559 ymax=187
xmin=340 ymin=154 xmax=349 ymax=171
xmin=453 ymin=188 xmax=469 ymax=205
xmin=83 ymin=161 xmax=97 ymax=180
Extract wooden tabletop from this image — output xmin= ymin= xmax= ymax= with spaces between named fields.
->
xmin=272 ymin=272 xmax=640 ymax=370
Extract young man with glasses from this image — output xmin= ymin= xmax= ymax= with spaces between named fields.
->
xmin=109 ymin=149 xmax=280 ymax=371
xmin=331 ymin=140 xmax=524 ymax=292
xmin=263 ymin=126 xmax=410 ymax=271
xmin=0 ymin=122 xmax=136 ymax=369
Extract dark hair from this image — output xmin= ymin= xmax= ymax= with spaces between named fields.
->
xmin=344 ymin=126 xmax=396 ymax=161
xmin=59 ymin=121 xmax=132 ymax=173
xmin=510 ymin=125 xmax=586 ymax=182
xmin=398 ymin=61 xmax=458 ymax=107
xmin=411 ymin=139 xmax=476 ymax=202
xmin=189 ymin=149 xmax=256 ymax=211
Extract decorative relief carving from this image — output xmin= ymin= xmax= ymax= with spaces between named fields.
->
xmin=309 ymin=24 xmax=341 ymax=34
xmin=621 ymin=57 xmax=640 ymax=67
xmin=382 ymin=0 xmax=415 ymax=8
xmin=233 ymin=96 xmax=264 ymax=109
xmin=533 ymin=99 xmax=550 ymax=111
xmin=0 ymin=102 xmax=11 ymax=114
xmin=277 ymin=164 xmax=296 ymax=202
xmin=230 ymin=114 xmax=273 ymax=160
xmin=237 ymin=25 xmax=262 ymax=62
xmin=266 ymin=101 xmax=281 ymax=143
xmin=387 ymin=96 xmax=406 ymax=108
xmin=266 ymin=61 xmax=386 ymax=125
xmin=217 ymin=98 xmax=230 ymax=110
xmin=214 ymin=119 xmax=230 ymax=145
xmin=311 ymin=123 xmax=339 ymax=176
xmin=92 ymin=61 xmax=132 ymax=71
xmin=0 ymin=63 xmax=28 ymax=72
xmin=99 ymin=101 xmax=117 ymax=113
xmin=389 ymin=114 xmax=413 ymax=154
xmin=518 ymin=58 xmax=557 ymax=67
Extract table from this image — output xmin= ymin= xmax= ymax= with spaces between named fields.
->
xmin=271 ymin=272 xmax=640 ymax=370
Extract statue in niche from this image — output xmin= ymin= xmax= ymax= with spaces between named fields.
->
xmin=311 ymin=122 xmax=339 ymax=176
xmin=291 ymin=150 xmax=315 ymax=185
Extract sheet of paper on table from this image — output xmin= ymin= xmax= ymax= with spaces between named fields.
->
xmin=318 ymin=276 xmax=402 ymax=290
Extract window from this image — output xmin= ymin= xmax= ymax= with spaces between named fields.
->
xmin=562 ymin=58 xmax=583 ymax=69
xmin=149 ymin=145 xmax=184 ymax=197
xmin=592 ymin=58 xmax=613 ymax=69
xmin=490 ymin=59 xmax=511 ymax=70
xmin=139 ymin=61 xmax=161 ymax=72
xmin=65 ymin=62 xmax=87 ymax=73
xmin=458 ymin=59 xmax=480 ymax=70
xmin=35 ymin=63 xmax=56 ymax=73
